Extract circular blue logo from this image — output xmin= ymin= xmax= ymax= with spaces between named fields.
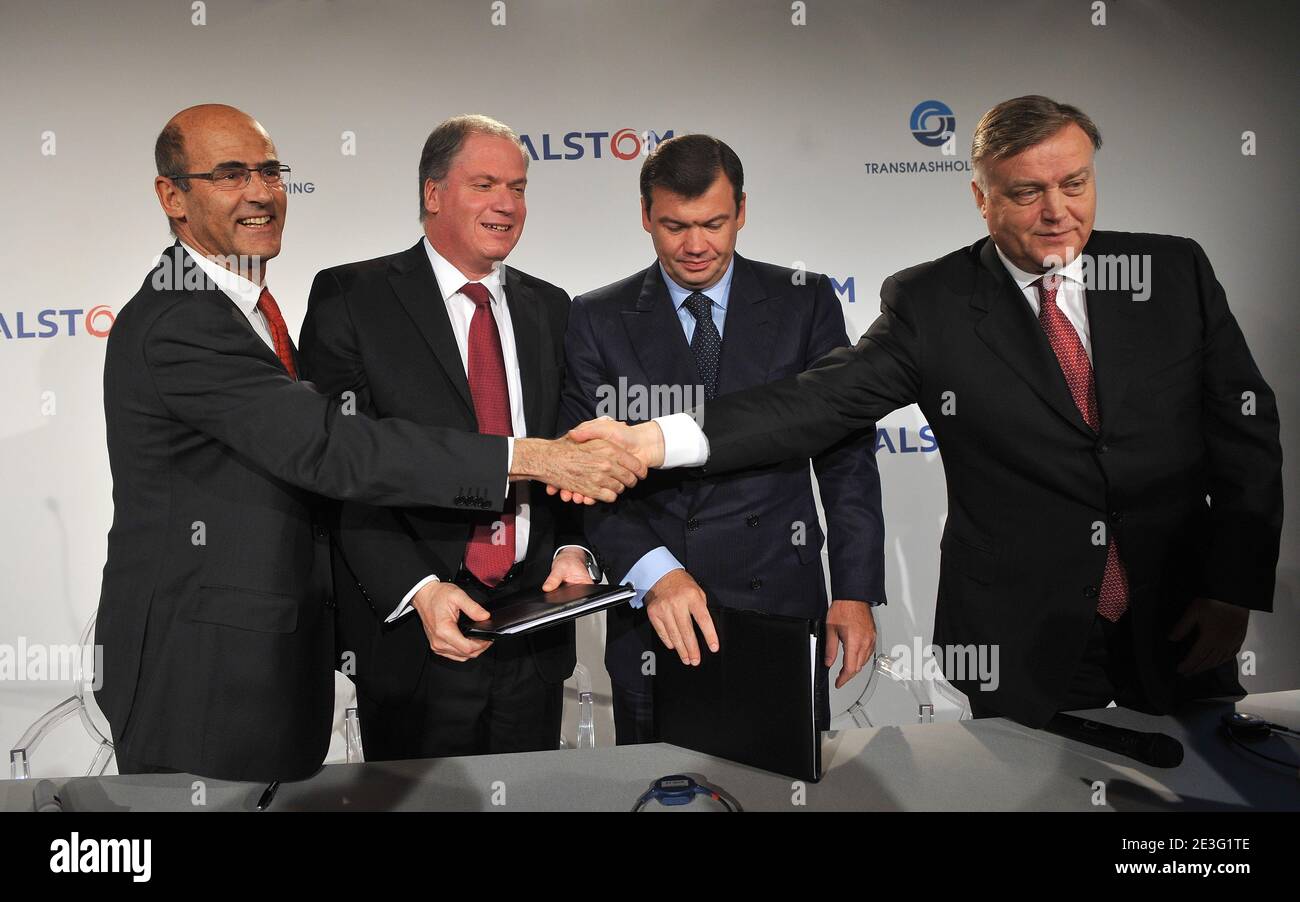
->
xmin=909 ymin=100 xmax=956 ymax=148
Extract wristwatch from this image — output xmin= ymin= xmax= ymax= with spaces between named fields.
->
xmin=554 ymin=545 xmax=602 ymax=582
xmin=631 ymin=774 xmax=739 ymax=812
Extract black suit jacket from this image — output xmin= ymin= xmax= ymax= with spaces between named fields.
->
xmin=298 ymin=241 xmax=578 ymax=707
xmin=696 ymin=232 xmax=1283 ymax=726
xmin=561 ymin=255 xmax=885 ymax=688
xmin=97 ymin=245 xmax=512 ymax=781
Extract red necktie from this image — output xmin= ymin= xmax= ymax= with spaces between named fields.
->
xmin=461 ymin=282 xmax=515 ymax=586
xmin=256 ymin=287 xmax=298 ymax=380
xmin=1034 ymin=276 xmax=1128 ymax=622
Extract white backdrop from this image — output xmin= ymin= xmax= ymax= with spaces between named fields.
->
xmin=1 ymin=0 xmax=1295 ymax=776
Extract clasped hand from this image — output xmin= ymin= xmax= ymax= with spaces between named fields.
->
xmin=541 ymin=417 xmax=665 ymax=504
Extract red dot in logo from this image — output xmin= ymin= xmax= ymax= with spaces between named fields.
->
xmin=86 ymin=305 xmax=115 ymax=338
xmin=611 ymin=128 xmax=641 ymax=161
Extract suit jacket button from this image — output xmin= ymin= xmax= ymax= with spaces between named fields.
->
xmin=1084 ymin=585 xmax=1098 ymax=598
xmin=1096 ymin=442 xmax=1109 ymax=454
xmin=746 ymin=515 xmax=759 ymax=527
xmin=687 ymin=518 xmax=701 ymax=531
xmin=750 ymin=578 xmax=763 ymax=590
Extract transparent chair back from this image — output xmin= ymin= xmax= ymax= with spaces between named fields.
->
xmin=558 ymin=662 xmax=596 ymax=749
xmin=830 ymin=616 xmax=973 ymax=729
xmin=9 ymin=610 xmax=114 ymax=779
xmin=343 ymin=706 xmax=364 ymax=763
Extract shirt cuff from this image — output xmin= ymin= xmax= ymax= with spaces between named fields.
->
xmin=553 ymin=544 xmax=600 ymax=581
xmin=387 ymin=574 xmax=439 ymax=623
xmin=653 ymin=413 xmax=709 ymax=468
xmin=622 ymin=546 xmax=685 ymax=609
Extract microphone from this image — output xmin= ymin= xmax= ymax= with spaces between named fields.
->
xmin=1044 ymin=713 xmax=1185 ymax=768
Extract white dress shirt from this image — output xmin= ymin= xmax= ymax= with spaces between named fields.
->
xmin=994 ymin=244 xmax=1092 ymax=363
xmin=178 ymin=241 xmax=274 ymax=350
xmin=652 ymin=241 xmax=1095 ymax=467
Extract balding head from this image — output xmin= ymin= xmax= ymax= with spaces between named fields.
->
xmin=153 ymin=104 xmax=287 ymax=277
xmin=155 ymin=104 xmax=271 ymax=190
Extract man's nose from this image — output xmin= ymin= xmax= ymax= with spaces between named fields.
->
xmin=683 ymin=227 xmax=708 ymax=254
xmin=1040 ymin=188 xmax=1066 ymax=221
xmin=492 ymin=188 xmax=518 ymax=215
xmin=243 ymin=171 xmax=274 ymax=204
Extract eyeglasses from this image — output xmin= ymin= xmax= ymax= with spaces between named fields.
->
xmin=167 ymin=164 xmax=292 ymax=190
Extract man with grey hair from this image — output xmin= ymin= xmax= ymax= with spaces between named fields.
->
xmin=300 ymin=114 xmax=601 ymax=759
xmin=572 ymin=95 xmax=1283 ymax=731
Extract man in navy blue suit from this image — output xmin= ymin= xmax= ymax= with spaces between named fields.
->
xmin=560 ymin=135 xmax=886 ymax=743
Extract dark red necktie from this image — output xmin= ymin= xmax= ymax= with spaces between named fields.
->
xmin=461 ymin=282 xmax=515 ymax=585
xmin=1034 ymin=276 xmax=1128 ymax=622
xmin=256 ymin=287 xmax=298 ymax=380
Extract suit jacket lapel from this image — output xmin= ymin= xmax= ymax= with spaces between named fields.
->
xmin=387 ymin=241 xmax=476 ymax=420
xmin=622 ymin=263 xmax=701 ymax=406
xmin=171 ymin=243 xmax=290 ymax=375
xmin=1081 ymin=233 xmax=1141 ymax=438
xmin=715 ymin=253 xmax=777 ymax=397
xmin=502 ymin=266 xmax=546 ymax=436
xmin=973 ymin=238 xmax=1096 ymax=439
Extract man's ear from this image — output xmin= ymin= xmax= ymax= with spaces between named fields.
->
xmin=971 ymin=178 xmax=987 ymax=220
xmin=736 ymin=192 xmax=746 ymax=230
xmin=640 ymin=196 xmax=652 ymax=235
xmin=155 ymin=176 xmax=187 ymax=226
xmin=423 ymin=178 xmax=440 ymax=217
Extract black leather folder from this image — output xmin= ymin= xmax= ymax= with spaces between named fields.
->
xmin=654 ymin=604 xmax=827 ymax=782
xmin=459 ymin=583 xmax=635 ymax=638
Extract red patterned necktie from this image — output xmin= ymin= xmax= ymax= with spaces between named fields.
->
xmin=461 ymin=281 xmax=515 ymax=586
xmin=256 ymin=287 xmax=298 ymax=380
xmin=1034 ymin=276 xmax=1128 ymax=622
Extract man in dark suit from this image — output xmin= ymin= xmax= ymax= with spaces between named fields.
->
xmin=299 ymin=115 xmax=599 ymax=759
xmin=570 ymin=96 xmax=1283 ymax=729
xmin=99 ymin=105 xmax=643 ymax=781
xmin=560 ymin=135 xmax=885 ymax=744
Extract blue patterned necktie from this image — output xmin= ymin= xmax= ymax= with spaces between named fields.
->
xmin=684 ymin=291 xmax=722 ymax=400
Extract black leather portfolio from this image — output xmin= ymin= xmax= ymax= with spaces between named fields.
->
xmin=460 ymin=582 xmax=635 ymax=638
xmin=654 ymin=604 xmax=828 ymax=782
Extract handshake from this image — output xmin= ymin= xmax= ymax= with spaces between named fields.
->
xmin=509 ymin=417 xmax=668 ymax=503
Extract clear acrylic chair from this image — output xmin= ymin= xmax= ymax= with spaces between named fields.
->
xmin=9 ymin=610 xmax=113 ymax=779
xmin=874 ymin=647 xmax=973 ymax=723
xmin=833 ymin=619 xmax=974 ymax=728
xmin=558 ymin=662 xmax=596 ymax=749
xmin=343 ymin=706 xmax=364 ymax=763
